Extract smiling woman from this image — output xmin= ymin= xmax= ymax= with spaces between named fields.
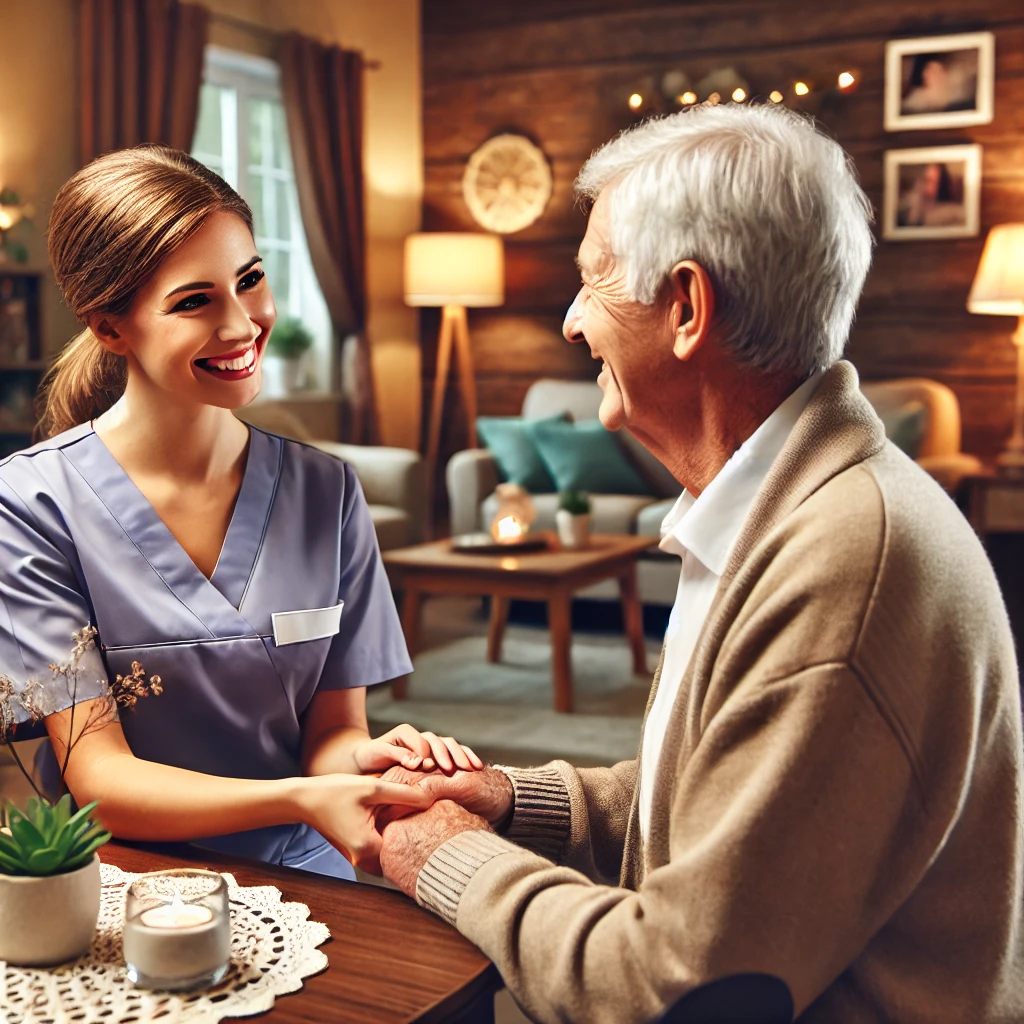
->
xmin=0 ymin=145 xmax=482 ymax=882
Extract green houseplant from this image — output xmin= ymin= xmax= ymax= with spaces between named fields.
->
xmin=556 ymin=489 xmax=592 ymax=549
xmin=265 ymin=317 xmax=314 ymax=396
xmin=0 ymin=627 xmax=161 ymax=965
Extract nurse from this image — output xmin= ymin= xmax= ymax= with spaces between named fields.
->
xmin=0 ymin=144 xmax=480 ymax=880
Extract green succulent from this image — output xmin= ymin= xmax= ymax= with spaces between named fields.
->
xmin=558 ymin=489 xmax=591 ymax=516
xmin=267 ymin=317 xmax=314 ymax=359
xmin=0 ymin=794 xmax=111 ymax=877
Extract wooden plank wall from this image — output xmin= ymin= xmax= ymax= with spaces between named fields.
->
xmin=420 ymin=0 xmax=1024 ymax=477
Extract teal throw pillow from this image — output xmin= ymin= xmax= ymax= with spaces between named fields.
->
xmin=531 ymin=419 xmax=649 ymax=495
xmin=877 ymin=401 xmax=927 ymax=458
xmin=476 ymin=414 xmax=566 ymax=492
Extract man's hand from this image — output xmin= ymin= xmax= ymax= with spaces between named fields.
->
xmin=376 ymin=765 xmax=514 ymax=830
xmin=380 ymin=799 xmax=489 ymax=897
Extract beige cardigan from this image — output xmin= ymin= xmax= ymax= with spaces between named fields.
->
xmin=416 ymin=362 xmax=1024 ymax=1023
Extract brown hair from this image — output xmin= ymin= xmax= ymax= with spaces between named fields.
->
xmin=37 ymin=145 xmax=253 ymax=439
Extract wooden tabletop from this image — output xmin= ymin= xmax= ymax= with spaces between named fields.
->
xmin=100 ymin=842 xmax=501 ymax=1024
xmin=383 ymin=532 xmax=659 ymax=581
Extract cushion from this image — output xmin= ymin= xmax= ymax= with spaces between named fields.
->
xmin=877 ymin=401 xmax=928 ymax=458
xmin=635 ymin=498 xmax=681 ymax=539
xmin=618 ymin=430 xmax=684 ymax=500
xmin=476 ymin=413 xmax=567 ymax=493
xmin=530 ymin=419 xmax=650 ymax=495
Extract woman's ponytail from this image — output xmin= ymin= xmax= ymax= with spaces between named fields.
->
xmin=34 ymin=328 xmax=126 ymax=440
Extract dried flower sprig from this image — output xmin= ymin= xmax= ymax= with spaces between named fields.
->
xmin=0 ymin=625 xmax=163 ymax=809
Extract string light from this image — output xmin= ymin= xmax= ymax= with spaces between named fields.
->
xmin=794 ymin=81 xmax=810 ymax=96
xmin=707 ymin=91 xmax=721 ymax=105
xmin=837 ymin=71 xmax=856 ymax=90
xmin=628 ymin=93 xmax=644 ymax=110
xmin=769 ymin=90 xmax=784 ymax=103
xmin=679 ymin=91 xmax=697 ymax=105
xmin=731 ymin=87 xmax=747 ymax=102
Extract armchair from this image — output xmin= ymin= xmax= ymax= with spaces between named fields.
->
xmin=236 ymin=402 xmax=425 ymax=550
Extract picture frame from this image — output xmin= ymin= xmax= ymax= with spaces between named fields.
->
xmin=884 ymin=31 xmax=995 ymax=131
xmin=882 ymin=144 xmax=982 ymax=241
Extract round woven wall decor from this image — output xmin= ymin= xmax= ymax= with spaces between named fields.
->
xmin=462 ymin=134 xmax=553 ymax=234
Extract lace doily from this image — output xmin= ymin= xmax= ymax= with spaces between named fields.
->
xmin=0 ymin=862 xmax=330 ymax=1024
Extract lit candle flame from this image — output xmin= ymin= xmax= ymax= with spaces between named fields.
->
xmin=495 ymin=516 xmax=524 ymax=542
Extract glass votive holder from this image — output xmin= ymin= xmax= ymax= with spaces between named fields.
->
xmin=123 ymin=869 xmax=231 ymax=991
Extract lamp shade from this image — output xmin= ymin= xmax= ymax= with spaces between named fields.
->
xmin=404 ymin=233 xmax=504 ymax=307
xmin=967 ymin=223 xmax=1024 ymax=317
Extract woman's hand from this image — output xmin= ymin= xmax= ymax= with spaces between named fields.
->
xmin=352 ymin=724 xmax=484 ymax=775
xmin=294 ymin=773 xmax=435 ymax=874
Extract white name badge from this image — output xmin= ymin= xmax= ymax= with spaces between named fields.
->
xmin=271 ymin=602 xmax=344 ymax=646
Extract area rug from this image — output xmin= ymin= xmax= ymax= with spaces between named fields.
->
xmin=366 ymin=624 xmax=660 ymax=768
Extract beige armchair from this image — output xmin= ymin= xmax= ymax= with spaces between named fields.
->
xmin=236 ymin=402 xmax=425 ymax=550
xmin=860 ymin=378 xmax=983 ymax=492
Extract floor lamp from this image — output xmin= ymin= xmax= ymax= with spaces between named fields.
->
xmin=968 ymin=224 xmax=1024 ymax=471
xmin=405 ymin=233 xmax=505 ymax=528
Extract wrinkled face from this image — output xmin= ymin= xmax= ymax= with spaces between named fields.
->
xmin=110 ymin=210 xmax=276 ymax=409
xmin=563 ymin=190 xmax=672 ymax=432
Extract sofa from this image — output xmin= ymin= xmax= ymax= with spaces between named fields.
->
xmin=447 ymin=375 xmax=982 ymax=606
xmin=236 ymin=403 xmax=426 ymax=551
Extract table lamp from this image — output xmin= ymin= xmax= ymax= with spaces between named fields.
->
xmin=968 ymin=223 xmax=1024 ymax=471
xmin=405 ymin=232 xmax=504 ymax=516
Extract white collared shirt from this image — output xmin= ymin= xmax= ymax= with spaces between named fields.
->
xmin=638 ymin=372 xmax=823 ymax=840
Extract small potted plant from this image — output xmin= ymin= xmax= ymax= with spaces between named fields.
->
xmin=264 ymin=317 xmax=314 ymax=396
xmin=556 ymin=489 xmax=592 ymax=549
xmin=0 ymin=627 xmax=161 ymax=966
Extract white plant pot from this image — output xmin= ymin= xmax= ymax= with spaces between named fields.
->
xmin=0 ymin=854 xmax=101 ymax=965
xmin=259 ymin=354 xmax=306 ymax=399
xmin=556 ymin=510 xmax=591 ymax=549
xmin=281 ymin=356 xmax=306 ymax=394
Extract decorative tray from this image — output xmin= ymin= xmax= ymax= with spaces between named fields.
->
xmin=449 ymin=532 xmax=550 ymax=555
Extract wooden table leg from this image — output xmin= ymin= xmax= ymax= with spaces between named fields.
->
xmin=619 ymin=565 xmax=648 ymax=675
xmin=393 ymin=586 xmax=423 ymax=700
xmin=487 ymin=595 xmax=509 ymax=663
xmin=548 ymin=590 xmax=574 ymax=713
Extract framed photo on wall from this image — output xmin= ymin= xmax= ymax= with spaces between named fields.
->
xmin=884 ymin=31 xmax=995 ymax=131
xmin=882 ymin=144 xmax=981 ymax=241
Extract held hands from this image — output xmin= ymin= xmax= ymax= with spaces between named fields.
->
xmin=374 ymin=767 xmax=516 ymax=898
xmin=352 ymin=724 xmax=484 ymax=775
xmin=375 ymin=765 xmax=514 ymax=830
xmin=295 ymin=773 xmax=435 ymax=874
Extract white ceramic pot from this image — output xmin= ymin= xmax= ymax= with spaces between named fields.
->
xmin=556 ymin=510 xmax=591 ymax=549
xmin=0 ymin=854 xmax=101 ymax=965
xmin=282 ymin=356 xmax=306 ymax=394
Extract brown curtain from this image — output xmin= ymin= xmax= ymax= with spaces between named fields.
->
xmin=278 ymin=33 xmax=374 ymax=445
xmin=79 ymin=0 xmax=209 ymax=164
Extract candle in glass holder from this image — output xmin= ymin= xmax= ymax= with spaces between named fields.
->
xmin=123 ymin=869 xmax=231 ymax=991
xmin=490 ymin=483 xmax=536 ymax=544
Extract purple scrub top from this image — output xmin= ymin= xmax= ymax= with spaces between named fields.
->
xmin=0 ymin=423 xmax=413 ymax=880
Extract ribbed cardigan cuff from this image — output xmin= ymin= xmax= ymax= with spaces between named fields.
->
xmin=498 ymin=764 xmax=572 ymax=862
xmin=416 ymin=829 xmax=519 ymax=926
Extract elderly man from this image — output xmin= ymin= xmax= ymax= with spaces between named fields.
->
xmin=378 ymin=104 xmax=1024 ymax=1023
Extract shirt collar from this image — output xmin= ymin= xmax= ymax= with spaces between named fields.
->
xmin=659 ymin=371 xmax=823 ymax=576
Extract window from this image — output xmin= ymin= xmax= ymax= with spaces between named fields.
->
xmin=192 ymin=46 xmax=333 ymax=394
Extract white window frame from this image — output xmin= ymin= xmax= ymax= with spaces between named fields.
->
xmin=194 ymin=45 xmax=335 ymax=395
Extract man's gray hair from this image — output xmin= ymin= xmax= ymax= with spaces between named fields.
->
xmin=575 ymin=104 xmax=874 ymax=378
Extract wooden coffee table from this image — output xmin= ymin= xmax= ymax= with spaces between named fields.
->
xmin=382 ymin=533 xmax=659 ymax=712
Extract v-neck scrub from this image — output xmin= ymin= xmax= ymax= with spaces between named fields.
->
xmin=0 ymin=424 xmax=413 ymax=879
